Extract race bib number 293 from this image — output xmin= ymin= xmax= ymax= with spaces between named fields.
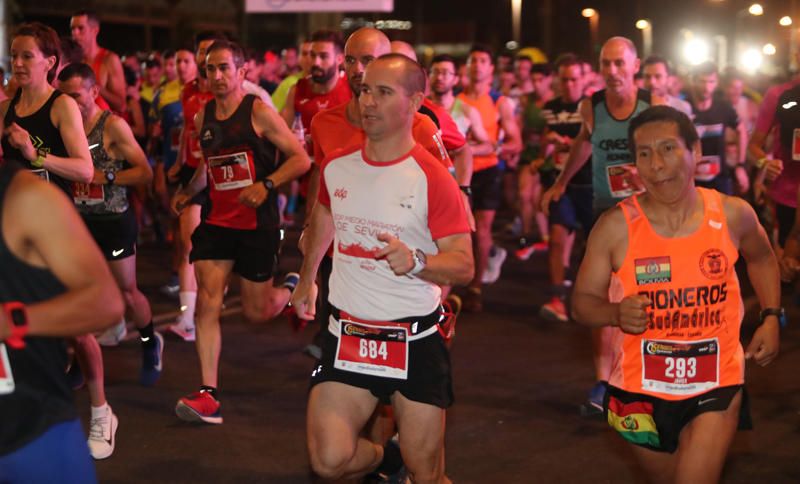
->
xmin=0 ymin=343 xmax=15 ymax=395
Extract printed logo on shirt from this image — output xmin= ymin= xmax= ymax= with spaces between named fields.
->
xmin=202 ymin=129 xmax=213 ymax=141
xmin=635 ymin=256 xmax=671 ymax=285
xmin=334 ymin=188 xmax=348 ymax=200
xmin=699 ymin=249 xmax=728 ymax=280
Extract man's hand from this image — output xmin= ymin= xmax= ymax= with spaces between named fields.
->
xmin=5 ymin=123 xmax=36 ymax=161
xmin=779 ymin=256 xmax=800 ymax=282
xmin=238 ymin=182 xmax=268 ymax=208
xmin=541 ymin=182 xmax=566 ymax=215
xmin=167 ymin=162 xmax=182 ymax=183
xmin=374 ymin=232 xmax=414 ymax=276
xmin=290 ymin=280 xmax=318 ymax=320
xmin=764 ymin=158 xmax=783 ymax=182
xmin=615 ymin=295 xmax=652 ymax=334
xmin=171 ymin=190 xmax=192 ymax=215
xmin=745 ymin=319 xmax=780 ymax=366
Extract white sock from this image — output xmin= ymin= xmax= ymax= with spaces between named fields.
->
xmin=91 ymin=402 xmax=111 ymax=419
xmin=179 ymin=291 xmax=197 ymax=324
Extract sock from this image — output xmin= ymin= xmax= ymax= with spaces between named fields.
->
xmin=200 ymin=385 xmax=218 ymax=400
xmin=139 ymin=322 xmax=156 ymax=347
xmin=91 ymin=402 xmax=111 ymax=419
xmin=179 ymin=292 xmax=197 ymax=324
xmin=286 ymin=193 xmax=298 ymax=214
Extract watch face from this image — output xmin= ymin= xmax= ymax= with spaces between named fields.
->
xmin=10 ymin=308 xmax=25 ymax=327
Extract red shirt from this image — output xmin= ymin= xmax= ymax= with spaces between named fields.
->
xmin=180 ymin=79 xmax=214 ymax=169
xmin=293 ymin=73 xmax=352 ymax=131
xmin=422 ymin=98 xmax=466 ymax=151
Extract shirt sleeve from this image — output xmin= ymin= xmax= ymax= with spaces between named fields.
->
xmin=414 ymin=150 xmax=470 ymax=240
xmin=437 ymin=108 xmax=467 ymax=151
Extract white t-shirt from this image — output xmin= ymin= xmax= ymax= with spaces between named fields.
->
xmin=319 ymin=143 xmax=470 ymax=321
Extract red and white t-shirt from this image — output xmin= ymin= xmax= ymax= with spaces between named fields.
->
xmin=319 ymin=143 xmax=470 ymax=321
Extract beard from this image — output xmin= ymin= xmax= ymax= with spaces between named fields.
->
xmin=311 ymin=66 xmax=336 ymax=84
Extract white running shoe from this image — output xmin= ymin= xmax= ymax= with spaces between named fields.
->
xmin=481 ymin=246 xmax=507 ymax=284
xmin=88 ymin=408 xmax=119 ymax=460
xmin=168 ymin=319 xmax=196 ymax=342
xmin=96 ymin=319 xmax=127 ymax=347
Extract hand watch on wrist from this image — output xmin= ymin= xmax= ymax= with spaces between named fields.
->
xmin=262 ymin=178 xmax=275 ymax=191
xmin=759 ymin=307 xmax=787 ymax=329
xmin=2 ymin=301 xmax=28 ymax=350
xmin=408 ymin=248 xmax=427 ymax=276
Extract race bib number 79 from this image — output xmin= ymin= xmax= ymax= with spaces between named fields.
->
xmin=207 ymin=151 xmax=254 ymax=191
xmin=642 ymin=338 xmax=719 ymax=396
xmin=0 ymin=343 xmax=15 ymax=395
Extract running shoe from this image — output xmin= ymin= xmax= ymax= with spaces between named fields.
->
xmin=175 ymin=389 xmax=223 ymax=424
xmin=140 ymin=332 xmax=164 ymax=387
xmin=540 ymin=297 xmax=568 ymax=322
xmin=462 ymin=288 xmax=483 ymax=313
xmin=580 ymin=381 xmax=606 ymax=417
xmin=96 ymin=319 xmax=128 ymax=347
xmin=167 ymin=318 xmax=196 ymax=342
xmin=88 ymin=407 xmax=119 ymax=460
xmin=481 ymin=246 xmax=507 ymax=284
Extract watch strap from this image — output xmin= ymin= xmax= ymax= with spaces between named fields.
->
xmin=759 ymin=307 xmax=786 ymax=328
xmin=2 ymin=301 xmax=28 ymax=350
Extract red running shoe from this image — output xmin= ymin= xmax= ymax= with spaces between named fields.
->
xmin=175 ymin=390 xmax=223 ymax=424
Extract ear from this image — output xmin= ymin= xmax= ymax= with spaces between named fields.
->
xmin=692 ymin=140 xmax=702 ymax=162
xmin=633 ymin=57 xmax=641 ymax=74
xmin=410 ymin=91 xmax=424 ymax=112
xmin=90 ymin=82 xmax=100 ymax=100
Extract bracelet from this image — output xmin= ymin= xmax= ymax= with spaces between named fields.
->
xmin=459 ymin=185 xmax=472 ymax=197
xmin=756 ymin=157 xmax=769 ymax=170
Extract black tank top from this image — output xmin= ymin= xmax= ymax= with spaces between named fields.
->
xmin=2 ymin=89 xmax=72 ymax=196
xmin=200 ymin=94 xmax=279 ymax=230
xmin=0 ymin=163 xmax=75 ymax=456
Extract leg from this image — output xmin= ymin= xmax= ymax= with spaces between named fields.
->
xmin=392 ymin=393 xmax=450 ymax=484
xmin=548 ymin=224 xmax=570 ymax=287
xmin=529 ymin=172 xmax=549 ymax=241
xmin=470 ymin=209 xmax=495 ymax=292
xmin=108 ymin=255 xmax=152 ymax=330
xmin=628 ymin=444 xmax=677 ymax=484
xmin=72 ymin=335 xmax=106 ymax=407
xmin=517 ymin=165 xmax=535 ymax=240
xmin=307 ymin=382 xmax=382 ymax=480
xmin=240 ymin=278 xmax=291 ymax=324
xmin=194 ymin=259 xmax=234 ymax=388
xmin=178 ymin=205 xmax=201 ymax=294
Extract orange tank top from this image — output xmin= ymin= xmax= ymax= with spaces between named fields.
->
xmin=457 ymin=92 xmax=499 ymax=172
xmin=608 ymin=188 xmax=744 ymax=400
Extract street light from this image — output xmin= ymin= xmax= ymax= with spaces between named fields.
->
xmin=740 ymin=48 xmax=763 ymax=72
xmin=683 ymin=38 xmax=711 ymax=66
xmin=582 ymin=8 xmax=597 ymax=18
xmin=780 ymin=16 xmax=792 ymax=26
xmin=748 ymin=4 xmax=763 ymax=16
xmin=636 ymin=19 xmax=652 ymax=58
xmin=635 ymin=19 xmax=650 ymax=30
xmin=582 ymin=8 xmax=600 ymax=55
xmin=763 ymin=43 xmax=776 ymax=56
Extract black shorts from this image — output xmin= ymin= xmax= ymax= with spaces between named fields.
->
xmin=178 ymin=164 xmax=207 ymax=206
xmin=189 ymin=222 xmax=280 ymax=282
xmin=83 ymin=208 xmax=138 ymax=261
xmin=470 ymin=165 xmax=503 ymax=211
xmin=774 ymin=202 xmax=795 ymax=247
xmin=604 ymin=384 xmax=751 ymax=453
xmin=549 ymin=184 xmax=594 ymax=233
xmin=309 ymin=306 xmax=454 ymax=409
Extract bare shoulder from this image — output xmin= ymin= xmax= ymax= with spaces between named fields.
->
xmin=721 ymin=192 xmax=757 ymax=236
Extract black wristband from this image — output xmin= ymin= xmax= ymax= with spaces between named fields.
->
xmin=459 ymin=185 xmax=472 ymax=197
xmin=759 ymin=307 xmax=786 ymax=328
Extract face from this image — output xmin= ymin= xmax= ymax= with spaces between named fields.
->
xmin=458 ymin=64 xmax=469 ymax=89
xmin=10 ymin=36 xmax=56 ymax=87
xmin=429 ymin=60 xmax=457 ymax=95
xmin=205 ymin=48 xmax=244 ymax=97
xmin=283 ymin=47 xmax=298 ymax=68
xmin=499 ymin=71 xmax=515 ymax=92
xmin=70 ymin=15 xmax=98 ymax=50
xmin=299 ymin=42 xmax=313 ymax=74
xmin=693 ymin=72 xmax=717 ymax=101
xmin=163 ymin=56 xmax=177 ymax=81
xmin=244 ymin=59 xmax=260 ymax=83
xmin=643 ymin=62 xmax=668 ymax=97
xmin=532 ymin=72 xmax=551 ymax=96
xmin=726 ymin=78 xmax=743 ymax=102
xmin=359 ymin=61 xmax=420 ymax=139
xmin=145 ymin=65 xmax=161 ymax=86
xmin=196 ymin=39 xmax=216 ymax=75
xmin=634 ymin=120 xmax=698 ymax=203
xmin=558 ymin=64 xmax=584 ymax=103
xmin=176 ymin=50 xmax=197 ymax=84
xmin=59 ymin=75 xmax=98 ymax=117
xmin=600 ymin=41 xmax=640 ymax=94
xmin=515 ymin=59 xmax=532 ymax=82
xmin=467 ymin=51 xmax=494 ymax=84
xmin=344 ymin=36 xmax=389 ymax=95
xmin=310 ymin=41 xmax=341 ymax=84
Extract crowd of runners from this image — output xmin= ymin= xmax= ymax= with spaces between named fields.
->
xmin=0 ymin=9 xmax=793 ymax=483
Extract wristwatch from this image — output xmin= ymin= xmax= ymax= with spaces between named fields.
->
xmin=31 ymin=148 xmax=47 ymax=168
xmin=105 ymin=170 xmax=116 ymax=185
xmin=759 ymin=307 xmax=787 ymax=329
xmin=408 ymin=248 xmax=427 ymax=276
xmin=459 ymin=185 xmax=473 ymax=197
xmin=262 ymin=177 xmax=275 ymax=190
xmin=2 ymin=301 xmax=28 ymax=350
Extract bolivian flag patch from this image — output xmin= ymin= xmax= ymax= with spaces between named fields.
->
xmin=634 ymin=256 xmax=671 ymax=285
xmin=607 ymin=396 xmax=660 ymax=448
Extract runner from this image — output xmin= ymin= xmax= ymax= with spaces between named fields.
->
xmin=641 ymin=55 xmax=692 ymax=116
xmin=572 ymin=105 xmax=780 ymax=482
xmin=170 ymin=39 xmax=311 ymax=423
xmin=292 ymin=52 xmax=472 ymax=484
xmin=70 ymin=10 xmax=126 ymax=113
xmin=458 ymin=44 xmax=522 ymax=311
xmin=542 ymin=37 xmax=662 ymax=415
xmin=272 ymin=40 xmax=312 ymax=113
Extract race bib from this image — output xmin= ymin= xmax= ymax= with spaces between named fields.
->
xmin=793 ymin=128 xmax=800 ymax=161
xmin=334 ymin=320 xmax=409 ymax=380
xmin=553 ymin=150 xmax=569 ymax=171
xmin=0 ymin=343 xmax=15 ymax=395
xmin=695 ymin=155 xmax=721 ymax=182
xmin=207 ymin=151 xmax=254 ymax=191
xmin=606 ymin=163 xmax=643 ymax=198
xmin=642 ymin=338 xmax=719 ymax=396
xmin=31 ymin=168 xmax=50 ymax=182
xmin=73 ymin=182 xmax=105 ymax=205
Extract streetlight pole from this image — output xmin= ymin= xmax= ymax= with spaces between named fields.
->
xmin=582 ymin=8 xmax=599 ymax=55
xmin=512 ymin=0 xmax=522 ymax=44
xmin=636 ymin=19 xmax=652 ymax=58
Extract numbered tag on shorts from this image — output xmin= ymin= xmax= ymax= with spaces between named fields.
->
xmin=207 ymin=151 xmax=254 ymax=191
xmin=0 ymin=343 xmax=15 ymax=395
xmin=606 ymin=163 xmax=642 ymax=198
xmin=694 ymin=155 xmax=721 ymax=182
xmin=73 ymin=182 xmax=105 ymax=205
xmin=793 ymin=128 xmax=800 ymax=161
xmin=641 ymin=338 xmax=719 ymax=396
xmin=31 ymin=168 xmax=50 ymax=183
xmin=334 ymin=320 xmax=409 ymax=380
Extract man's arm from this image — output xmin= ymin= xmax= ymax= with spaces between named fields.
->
xmin=0 ymin=172 xmax=124 ymax=338
xmin=291 ymin=201 xmax=335 ymax=320
xmin=735 ymin=120 xmax=748 ymax=165
xmin=280 ymin=85 xmax=297 ymax=127
xmin=253 ymin=99 xmax=311 ymax=187
xmin=497 ymin=96 xmax=522 ymax=159
xmin=376 ymin=232 xmax=473 ymax=287
xmin=101 ymin=53 xmax=127 ymax=113
xmin=171 ymin=110 xmax=208 ymax=214
xmin=100 ymin=115 xmax=154 ymax=186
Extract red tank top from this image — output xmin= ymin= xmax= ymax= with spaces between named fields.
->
xmin=293 ymin=73 xmax=352 ymax=131
xmin=181 ymin=79 xmax=213 ymax=169
xmin=609 ymin=188 xmax=744 ymax=400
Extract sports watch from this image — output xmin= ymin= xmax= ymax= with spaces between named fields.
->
xmin=262 ymin=177 xmax=275 ymax=191
xmin=759 ymin=307 xmax=787 ymax=329
xmin=408 ymin=248 xmax=427 ymax=276
xmin=105 ymin=170 xmax=116 ymax=185
xmin=2 ymin=301 xmax=28 ymax=350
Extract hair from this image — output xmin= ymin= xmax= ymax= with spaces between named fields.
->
xmin=469 ymin=44 xmax=494 ymax=64
xmin=144 ymin=58 xmax=161 ymax=70
xmin=374 ymin=53 xmax=426 ymax=96
xmin=207 ymin=40 xmax=245 ymax=68
xmin=14 ymin=23 xmax=61 ymax=84
xmin=59 ymin=36 xmax=84 ymax=66
xmin=72 ymin=10 xmax=100 ymax=26
xmin=310 ymin=29 xmax=344 ymax=53
xmin=193 ymin=31 xmax=228 ymax=51
xmin=57 ymin=62 xmax=97 ymax=86
xmin=531 ymin=62 xmax=552 ymax=76
xmin=643 ymin=54 xmax=672 ymax=75
xmin=515 ymin=54 xmax=533 ymax=64
xmin=162 ymin=49 xmax=176 ymax=60
xmin=431 ymin=54 xmax=456 ymax=67
xmin=244 ymin=48 xmax=262 ymax=64
xmin=554 ymin=53 xmax=582 ymax=72
xmin=693 ymin=61 xmax=718 ymax=78
xmin=629 ymin=105 xmax=699 ymax=155
xmin=123 ymin=64 xmax=139 ymax=87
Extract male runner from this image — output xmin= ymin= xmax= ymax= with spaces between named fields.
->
xmin=458 ymin=45 xmax=522 ymax=311
xmin=641 ymin=55 xmax=692 ymax=117
xmin=542 ymin=37 xmax=663 ymax=414
xmin=170 ymin=40 xmax=311 ymax=423
xmin=70 ymin=10 xmax=126 ymax=113
xmin=292 ymin=53 xmax=472 ymax=484
xmin=572 ymin=105 xmax=780 ymax=483
xmin=272 ymin=41 xmax=312 ymax=113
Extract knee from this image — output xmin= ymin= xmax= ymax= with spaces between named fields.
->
xmin=308 ymin=444 xmax=352 ymax=480
xmin=242 ymin=304 xmax=268 ymax=325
